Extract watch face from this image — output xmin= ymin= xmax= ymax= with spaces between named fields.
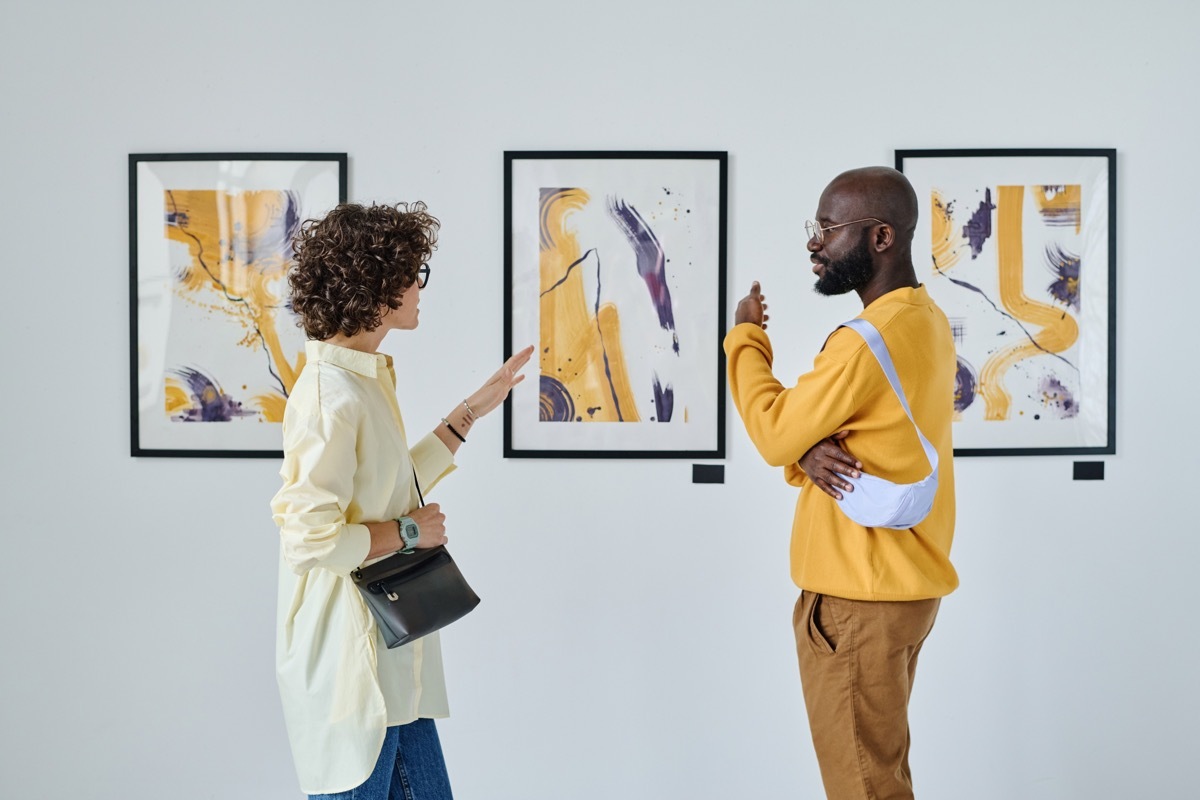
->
xmin=404 ymin=524 xmax=419 ymax=540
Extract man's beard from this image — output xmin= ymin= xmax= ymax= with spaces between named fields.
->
xmin=813 ymin=235 xmax=874 ymax=296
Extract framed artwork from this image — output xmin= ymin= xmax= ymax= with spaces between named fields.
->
xmin=896 ymin=148 xmax=1116 ymax=456
xmin=504 ymin=151 xmax=728 ymax=458
xmin=129 ymin=152 xmax=347 ymax=457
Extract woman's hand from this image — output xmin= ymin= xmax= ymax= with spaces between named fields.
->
xmin=465 ymin=345 xmax=535 ymax=418
xmin=798 ymin=431 xmax=861 ymax=500
xmin=409 ymin=503 xmax=448 ymax=548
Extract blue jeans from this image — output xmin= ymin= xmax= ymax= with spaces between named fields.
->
xmin=310 ymin=719 xmax=454 ymax=800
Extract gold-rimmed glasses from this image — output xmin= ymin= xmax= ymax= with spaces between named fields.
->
xmin=805 ymin=217 xmax=885 ymax=244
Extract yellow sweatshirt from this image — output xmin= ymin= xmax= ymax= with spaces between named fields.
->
xmin=724 ymin=285 xmax=958 ymax=601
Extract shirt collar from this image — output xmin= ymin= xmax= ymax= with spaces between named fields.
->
xmin=305 ymin=340 xmax=392 ymax=378
xmin=868 ymin=284 xmax=932 ymax=309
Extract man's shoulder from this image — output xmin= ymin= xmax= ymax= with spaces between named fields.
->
xmin=818 ymin=325 xmax=871 ymax=365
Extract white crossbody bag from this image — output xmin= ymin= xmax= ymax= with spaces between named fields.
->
xmin=833 ymin=319 xmax=939 ymax=530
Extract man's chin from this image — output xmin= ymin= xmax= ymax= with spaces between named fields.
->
xmin=813 ymin=278 xmax=855 ymax=296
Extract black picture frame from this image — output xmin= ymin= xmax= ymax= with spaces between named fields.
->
xmin=503 ymin=151 xmax=728 ymax=459
xmin=896 ymin=148 xmax=1116 ymax=457
xmin=129 ymin=152 xmax=348 ymax=458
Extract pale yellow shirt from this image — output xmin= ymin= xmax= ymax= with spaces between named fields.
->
xmin=271 ymin=340 xmax=456 ymax=795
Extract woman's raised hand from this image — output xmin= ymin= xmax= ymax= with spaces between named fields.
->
xmin=465 ymin=345 xmax=534 ymax=417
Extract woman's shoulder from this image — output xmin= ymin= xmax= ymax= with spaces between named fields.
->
xmin=286 ymin=361 xmax=369 ymax=424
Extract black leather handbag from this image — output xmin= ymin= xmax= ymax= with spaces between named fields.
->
xmin=351 ymin=471 xmax=480 ymax=649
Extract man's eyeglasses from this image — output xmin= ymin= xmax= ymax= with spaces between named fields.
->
xmin=416 ymin=264 xmax=430 ymax=289
xmin=805 ymin=217 xmax=885 ymax=244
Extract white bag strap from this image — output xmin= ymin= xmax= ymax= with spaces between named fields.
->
xmin=840 ymin=318 xmax=938 ymax=472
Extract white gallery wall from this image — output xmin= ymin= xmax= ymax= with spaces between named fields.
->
xmin=2 ymin=1 xmax=1197 ymax=797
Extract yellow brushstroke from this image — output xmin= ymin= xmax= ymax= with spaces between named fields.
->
xmin=164 ymin=378 xmax=191 ymax=416
xmin=595 ymin=303 xmax=640 ymax=418
xmin=978 ymin=186 xmax=1080 ymax=420
xmin=254 ymin=393 xmax=288 ymax=423
xmin=1032 ymin=185 xmax=1082 ymax=234
xmin=930 ymin=190 xmax=962 ymax=272
xmin=538 ymin=188 xmax=639 ymax=422
xmin=164 ymin=190 xmax=303 ymax=397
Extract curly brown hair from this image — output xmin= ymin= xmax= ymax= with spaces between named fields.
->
xmin=288 ymin=202 xmax=440 ymax=339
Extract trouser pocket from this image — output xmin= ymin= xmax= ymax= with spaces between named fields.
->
xmin=799 ymin=591 xmax=840 ymax=655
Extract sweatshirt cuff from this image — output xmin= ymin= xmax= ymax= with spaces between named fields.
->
xmin=723 ymin=323 xmax=773 ymax=359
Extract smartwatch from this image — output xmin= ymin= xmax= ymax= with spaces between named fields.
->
xmin=396 ymin=516 xmax=420 ymax=554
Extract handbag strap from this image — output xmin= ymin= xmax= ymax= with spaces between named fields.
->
xmin=411 ymin=466 xmax=425 ymax=508
xmin=840 ymin=318 xmax=939 ymax=473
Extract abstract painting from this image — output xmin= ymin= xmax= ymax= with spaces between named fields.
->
xmin=504 ymin=152 xmax=727 ymax=458
xmin=130 ymin=153 xmax=347 ymax=457
xmin=897 ymin=149 xmax=1116 ymax=456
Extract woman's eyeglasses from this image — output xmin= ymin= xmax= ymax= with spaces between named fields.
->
xmin=416 ymin=264 xmax=430 ymax=289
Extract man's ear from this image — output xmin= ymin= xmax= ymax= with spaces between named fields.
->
xmin=873 ymin=223 xmax=896 ymax=253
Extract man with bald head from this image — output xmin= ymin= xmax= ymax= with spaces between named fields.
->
xmin=724 ymin=167 xmax=958 ymax=799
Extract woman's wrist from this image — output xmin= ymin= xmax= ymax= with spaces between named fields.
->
xmin=450 ymin=402 xmax=475 ymax=435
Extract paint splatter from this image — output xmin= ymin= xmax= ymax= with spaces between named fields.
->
xmin=1038 ymin=375 xmax=1078 ymax=418
xmin=168 ymin=367 xmax=255 ymax=422
xmin=962 ymin=188 xmax=996 ymax=259
xmin=539 ymin=375 xmax=575 ymax=422
xmin=652 ymin=374 xmax=674 ymax=422
xmin=954 ymin=356 xmax=978 ymax=413
xmin=1045 ymin=244 xmax=1081 ymax=312
xmin=608 ymin=197 xmax=679 ymax=354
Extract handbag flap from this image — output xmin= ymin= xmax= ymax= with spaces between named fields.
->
xmin=352 ymin=545 xmax=449 ymax=587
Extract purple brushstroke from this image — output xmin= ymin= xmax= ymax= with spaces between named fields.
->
xmin=538 ymin=374 xmax=575 ymax=422
xmin=540 ymin=248 xmax=597 ymax=298
xmin=607 ymin=197 xmax=679 ymax=354
xmin=171 ymin=367 xmax=255 ymax=422
xmin=1038 ymin=375 xmax=1079 ymax=419
xmin=652 ymin=373 xmax=674 ymax=423
xmin=538 ymin=187 xmax=580 ymax=251
xmin=1045 ymin=244 xmax=1081 ymax=312
xmin=954 ymin=356 xmax=977 ymax=413
xmin=1037 ymin=186 xmax=1081 ymax=228
xmin=962 ymin=188 xmax=996 ymax=259
xmin=930 ymin=258 xmax=1077 ymax=373
xmin=591 ymin=250 xmax=626 ymax=421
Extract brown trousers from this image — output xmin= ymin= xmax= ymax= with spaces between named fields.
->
xmin=793 ymin=591 xmax=941 ymax=800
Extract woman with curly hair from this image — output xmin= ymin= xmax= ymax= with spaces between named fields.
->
xmin=271 ymin=202 xmax=533 ymax=799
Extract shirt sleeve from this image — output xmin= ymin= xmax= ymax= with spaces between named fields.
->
xmin=410 ymin=431 xmax=456 ymax=494
xmin=271 ymin=408 xmax=371 ymax=576
xmin=723 ymin=322 xmax=859 ymax=468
